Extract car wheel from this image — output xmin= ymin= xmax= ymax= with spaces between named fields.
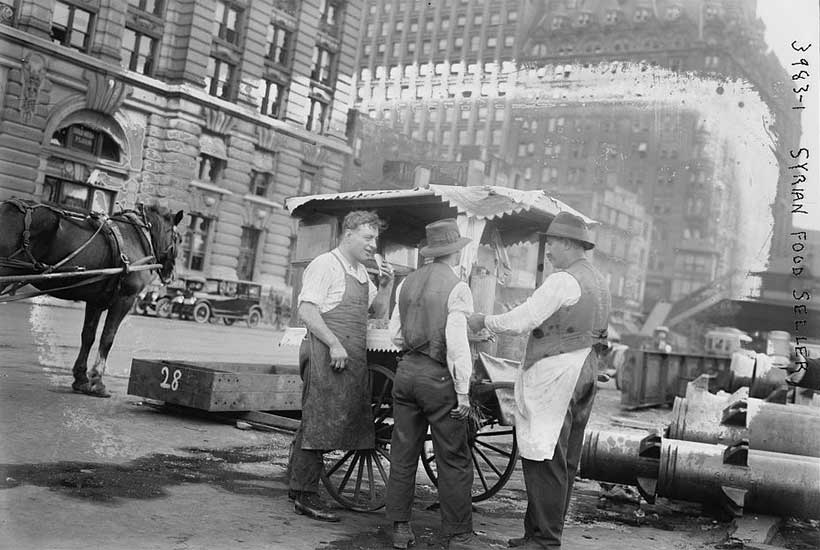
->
xmin=247 ymin=309 xmax=262 ymax=328
xmin=133 ymin=301 xmax=146 ymax=315
xmin=155 ymin=298 xmax=172 ymax=318
xmin=193 ymin=302 xmax=211 ymax=324
xmin=223 ymin=318 xmax=236 ymax=326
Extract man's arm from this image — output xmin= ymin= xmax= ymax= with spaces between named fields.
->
xmin=368 ymin=262 xmax=395 ymax=318
xmin=298 ymin=302 xmax=349 ymax=371
xmin=388 ymin=280 xmax=404 ymax=347
xmin=469 ymin=272 xmax=581 ymax=335
xmin=445 ymin=281 xmax=474 ymax=420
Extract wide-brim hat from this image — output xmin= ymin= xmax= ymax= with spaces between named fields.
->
xmin=419 ymin=218 xmax=472 ymax=257
xmin=545 ymin=211 xmax=595 ymax=250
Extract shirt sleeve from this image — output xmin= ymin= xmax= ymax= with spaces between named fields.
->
xmin=297 ymin=254 xmax=335 ymax=308
xmin=368 ymin=277 xmax=378 ymax=307
xmin=485 ymin=271 xmax=581 ymax=335
xmin=445 ymin=281 xmax=475 ymax=395
xmin=389 ymin=280 xmax=404 ymax=347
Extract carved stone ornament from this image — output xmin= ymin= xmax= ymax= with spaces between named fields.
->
xmin=0 ymin=2 xmax=14 ymax=25
xmin=301 ymin=142 xmax=327 ymax=167
xmin=201 ymin=106 xmax=235 ymax=136
xmin=84 ymin=71 xmax=130 ymax=115
xmin=19 ymin=53 xmax=47 ymax=123
xmin=255 ymin=126 xmax=285 ymax=152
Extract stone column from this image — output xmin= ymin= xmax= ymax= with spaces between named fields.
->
xmin=88 ymin=0 xmax=126 ymax=64
xmin=16 ymin=0 xmax=53 ymax=38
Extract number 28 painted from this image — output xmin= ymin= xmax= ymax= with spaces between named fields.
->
xmin=160 ymin=366 xmax=182 ymax=391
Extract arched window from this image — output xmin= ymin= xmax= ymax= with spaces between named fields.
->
xmin=43 ymin=124 xmax=122 ymax=214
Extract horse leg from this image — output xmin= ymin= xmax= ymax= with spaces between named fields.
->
xmin=71 ymin=304 xmax=104 ymax=393
xmin=87 ymin=296 xmax=135 ymax=397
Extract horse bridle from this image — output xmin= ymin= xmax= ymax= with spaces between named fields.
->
xmin=132 ymin=203 xmax=180 ymax=284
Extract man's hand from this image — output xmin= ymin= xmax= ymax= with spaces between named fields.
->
xmin=467 ymin=313 xmax=486 ymax=333
xmin=329 ymin=342 xmax=348 ymax=372
xmin=375 ymin=254 xmax=395 ymax=288
xmin=450 ymin=393 xmax=471 ymax=420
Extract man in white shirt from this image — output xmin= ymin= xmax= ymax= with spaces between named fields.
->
xmin=385 ymin=218 xmax=485 ymax=550
xmin=287 ymin=210 xmax=393 ymax=522
xmin=469 ymin=212 xmax=611 ymax=549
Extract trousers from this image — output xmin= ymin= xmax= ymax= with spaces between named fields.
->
xmin=521 ymin=354 xmax=596 ymax=547
xmin=385 ymin=353 xmax=473 ymax=536
xmin=286 ymin=425 xmax=323 ymax=493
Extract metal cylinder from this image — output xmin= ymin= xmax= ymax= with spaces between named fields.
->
xmin=581 ymin=430 xmax=660 ymax=502
xmin=658 ymin=439 xmax=820 ymax=519
xmin=669 ymin=389 xmax=820 ymax=457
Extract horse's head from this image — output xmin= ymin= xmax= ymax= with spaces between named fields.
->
xmin=140 ymin=204 xmax=184 ymax=284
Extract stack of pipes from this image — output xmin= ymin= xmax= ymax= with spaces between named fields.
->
xmin=581 ymin=373 xmax=820 ymax=519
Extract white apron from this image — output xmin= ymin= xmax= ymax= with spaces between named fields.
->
xmin=514 ymin=347 xmax=592 ymax=461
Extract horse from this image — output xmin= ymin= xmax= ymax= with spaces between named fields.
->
xmin=0 ymin=199 xmax=183 ymax=397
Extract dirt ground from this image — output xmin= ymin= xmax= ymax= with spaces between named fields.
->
xmin=0 ymin=302 xmax=818 ymax=550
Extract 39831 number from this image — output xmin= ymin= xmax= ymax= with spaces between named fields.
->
xmin=159 ymin=366 xmax=182 ymax=391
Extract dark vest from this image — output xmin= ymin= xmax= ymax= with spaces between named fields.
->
xmin=522 ymin=258 xmax=611 ymax=368
xmin=398 ymin=262 xmax=461 ymax=365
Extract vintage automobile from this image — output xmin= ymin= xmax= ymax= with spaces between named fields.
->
xmin=133 ymin=278 xmax=189 ymax=317
xmin=174 ymin=277 xmax=264 ymax=327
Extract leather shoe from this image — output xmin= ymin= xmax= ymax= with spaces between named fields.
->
xmin=449 ymin=532 xmax=487 ymax=549
xmin=509 ymin=536 xmax=532 ymax=547
xmin=294 ymin=492 xmax=340 ymax=522
xmin=391 ymin=521 xmax=415 ymax=549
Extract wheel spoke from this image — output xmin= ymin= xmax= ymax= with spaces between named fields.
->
xmin=352 ymin=452 xmax=366 ymax=504
xmin=373 ymin=450 xmax=389 ymax=484
xmin=475 ymin=439 xmax=513 ymax=458
xmin=471 ymin=448 xmax=490 ymax=492
xmin=366 ymin=453 xmax=375 ymax=503
xmin=337 ymin=452 xmax=360 ymax=495
xmin=473 ymin=444 xmax=504 ymax=478
xmin=325 ymin=450 xmax=355 ymax=477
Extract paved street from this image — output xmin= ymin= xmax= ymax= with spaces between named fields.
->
xmin=0 ymin=299 xmax=809 ymax=550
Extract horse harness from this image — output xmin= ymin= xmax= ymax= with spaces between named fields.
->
xmin=0 ymin=198 xmax=166 ymax=298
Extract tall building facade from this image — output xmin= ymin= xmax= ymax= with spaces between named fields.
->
xmin=353 ymin=0 xmax=797 ymax=317
xmin=0 ymin=0 xmax=359 ymax=289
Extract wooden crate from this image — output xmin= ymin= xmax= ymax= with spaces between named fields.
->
xmin=128 ymin=359 xmax=302 ymax=412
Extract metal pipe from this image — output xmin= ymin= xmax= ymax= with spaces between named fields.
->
xmin=658 ymin=439 xmax=820 ymax=519
xmin=580 ymin=430 xmax=660 ymax=502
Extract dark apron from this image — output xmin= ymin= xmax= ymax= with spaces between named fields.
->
xmin=299 ymin=254 xmax=374 ymax=450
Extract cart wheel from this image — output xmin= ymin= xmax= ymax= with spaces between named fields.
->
xmin=321 ymin=364 xmax=394 ymax=512
xmin=421 ymin=419 xmax=518 ymax=502
xmin=193 ymin=302 xmax=211 ymax=324
xmin=155 ymin=298 xmax=172 ymax=318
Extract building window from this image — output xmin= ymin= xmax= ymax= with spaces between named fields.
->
xmin=214 ymin=0 xmax=242 ymax=44
xmin=605 ymin=10 xmax=619 ymax=24
xmin=507 ymin=10 xmax=518 ymax=23
xmin=306 ymin=97 xmax=329 ymax=133
xmin=121 ymin=28 xmax=157 ymax=75
xmin=487 ymin=36 xmax=497 ymax=48
xmin=440 ymin=17 xmax=450 ymax=30
xmin=666 ymin=6 xmax=681 ymax=20
xmin=261 ymin=79 xmax=286 ymax=118
xmin=634 ymin=8 xmax=651 ymax=22
xmin=578 ymin=13 xmax=591 ymax=26
xmin=552 ymin=16 xmax=564 ymax=30
xmin=438 ymin=38 xmax=448 ymax=51
xmin=181 ymin=214 xmax=210 ymax=271
xmin=422 ymin=40 xmax=431 ymax=54
xmin=50 ymin=125 xmax=120 ymax=162
xmin=425 ymin=17 xmax=434 ymax=32
xmin=50 ymin=1 xmax=94 ymax=52
xmin=237 ymin=227 xmax=261 ymax=281
xmin=311 ymin=46 xmax=335 ymax=86
xmin=457 ymin=14 xmax=467 ymax=26
xmin=205 ymin=57 xmax=235 ymax=99
xmin=266 ymin=23 xmax=293 ymax=67
xmin=470 ymin=36 xmax=480 ymax=50
xmin=407 ymin=42 xmax=416 ymax=54
xmin=473 ymin=14 xmax=483 ymax=26
xmin=504 ymin=35 xmax=514 ymax=48
xmin=300 ymin=170 xmax=317 ymax=193
xmin=250 ymin=170 xmax=272 ymax=197
xmin=130 ymin=0 xmax=163 ymax=15
xmin=489 ymin=12 xmax=501 ymax=25
xmin=43 ymin=176 xmax=114 ymax=215
xmin=198 ymin=153 xmax=225 ymax=183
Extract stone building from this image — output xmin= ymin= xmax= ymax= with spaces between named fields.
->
xmin=0 ymin=0 xmax=359 ymax=289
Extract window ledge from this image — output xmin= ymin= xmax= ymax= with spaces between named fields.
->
xmin=242 ymin=194 xmax=283 ymax=209
xmin=189 ymin=180 xmax=233 ymax=195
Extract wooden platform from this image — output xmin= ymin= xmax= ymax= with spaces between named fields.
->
xmin=128 ymin=359 xmax=302 ymax=412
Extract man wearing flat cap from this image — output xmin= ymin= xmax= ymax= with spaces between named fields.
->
xmin=469 ymin=211 xmax=611 ymax=549
xmin=385 ymin=219 xmax=487 ymax=550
